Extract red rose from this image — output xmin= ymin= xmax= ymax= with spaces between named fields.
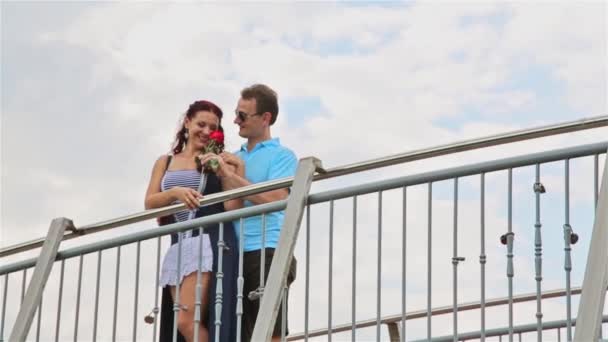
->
xmin=209 ymin=131 xmax=224 ymax=145
xmin=196 ymin=130 xmax=225 ymax=173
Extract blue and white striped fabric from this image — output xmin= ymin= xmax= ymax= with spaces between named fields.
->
xmin=161 ymin=169 xmax=202 ymax=223
xmin=159 ymin=168 xmax=214 ymax=287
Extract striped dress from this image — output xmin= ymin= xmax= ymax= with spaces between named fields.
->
xmin=159 ymin=169 xmax=213 ymax=287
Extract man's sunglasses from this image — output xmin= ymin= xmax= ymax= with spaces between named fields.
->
xmin=235 ymin=110 xmax=264 ymax=122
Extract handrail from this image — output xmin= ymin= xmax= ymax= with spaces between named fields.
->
xmin=0 ymin=200 xmax=287 ymax=275
xmin=287 ymin=286 xmax=588 ymax=340
xmin=1 ymin=115 xmax=606 ymax=258
xmin=2 ymin=141 xmax=607 ymax=274
xmin=419 ymin=315 xmax=608 ymax=342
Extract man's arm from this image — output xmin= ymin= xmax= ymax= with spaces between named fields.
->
xmin=219 ymin=150 xmax=296 ymax=205
xmin=219 ymin=172 xmax=289 ymax=205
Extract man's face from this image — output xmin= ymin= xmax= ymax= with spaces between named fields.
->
xmin=234 ymin=97 xmax=265 ymax=138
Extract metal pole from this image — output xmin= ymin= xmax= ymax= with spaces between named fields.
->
xmin=564 ymin=159 xmax=573 ymax=341
xmin=1 ymin=274 xmax=7 ymax=341
xmin=352 ymin=196 xmax=357 ymax=341
xmin=507 ymin=169 xmax=514 ymax=342
xmin=172 ymin=233 xmax=183 ymax=342
xmin=112 ymin=246 xmax=121 ymax=342
xmin=260 ymin=214 xmax=267 ymax=301
xmin=480 ymin=173 xmax=487 ymax=342
xmin=427 ymin=182 xmax=433 ymax=340
xmin=452 ymin=178 xmax=463 ymax=341
xmin=573 ymin=149 xmax=608 ymax=341
xmin=305 ymin=206 xmax=310 ymax=342
xmin=281 ymin=285 xmax=287 ymax=342
xmin=251 ymin=157 xmax=321 ymax=342
xmin=534 ymin=164 xmax=544 ymax=341
xmin=194 ymin=227 xmax=203 ymax=342
xmin=54 ymin=260 xmax=65 ymax=342
xmin=20 ymin=270 xmax=26 ymax=304
xmin=35 ymin=294 xmax=42 ymax=342
xmin=153 ymin=237 xmax=161 ymax=342
xmin=74 ymin=255 xmax=84 ymax=342
xmin=328 ymin=200 xmax=334 ymax=342
xmin=133 ymin=241 xmax=141 ymax=342
xmin=9 ymin=218 xmax=71 ymax=342
xmin=377 ymin=191 xmax=383 ymax=342
xmin=92 ymin=250 xmax=102 ymax=342
xmin=215 ymin=223 xmax=225 ymax=342
xmin=236 ymin=218 xmax=244 ymax=342
xmin=401 ymin=187 xmax=407 ymax=342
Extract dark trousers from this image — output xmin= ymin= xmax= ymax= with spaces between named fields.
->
xmin=242 ymin=248 xmax=297 ymax=342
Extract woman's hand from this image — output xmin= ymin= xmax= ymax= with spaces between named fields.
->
xmin=170 ymin=186 xmax=202 ymax=210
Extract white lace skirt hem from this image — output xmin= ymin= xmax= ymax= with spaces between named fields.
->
xmin=159 ymin=234 xmax=213 ymax=287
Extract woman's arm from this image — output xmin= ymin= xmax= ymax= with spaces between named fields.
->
xmin=145 ymin=155 xmax=203 ymax=210
xmin=144 ymin=155 xmax=175 ymax=209
xmin=145 ymin=155 xmax=176 ymax=209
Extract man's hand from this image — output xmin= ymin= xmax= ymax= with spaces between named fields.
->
xmin=220 ymin=152 xmax=245 ymax=177
xmin=198 ymin=153 xmax=233 ymax=178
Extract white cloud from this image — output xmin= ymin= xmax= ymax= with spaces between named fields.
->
xmin=1 ymin=1 xmax=606 ymax=340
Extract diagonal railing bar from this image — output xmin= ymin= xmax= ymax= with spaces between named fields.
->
xmin=573 ymin=149 xmax=608 ymax=341
xmin=8 ymin=218 xmax=72 ymax=342
xmin=251 ymin=157 xmax=322 ymax=342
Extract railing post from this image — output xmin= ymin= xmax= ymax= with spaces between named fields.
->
xmin=9 ymin=217 xmax=72 ymax=342
xmin=386 ymin=322 xmax=401 ymax=342
xmin=573 ymin=150 xmax=608 ymax=342
xmin=251 ymin=157 xmax=322 ymax=342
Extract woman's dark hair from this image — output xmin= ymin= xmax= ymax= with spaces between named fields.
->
xmin=172 ymin=100 xmax=223 ymax=154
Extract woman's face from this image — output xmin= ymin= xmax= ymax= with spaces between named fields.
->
xmin=184 ymin=110 xmax=219 ymax=150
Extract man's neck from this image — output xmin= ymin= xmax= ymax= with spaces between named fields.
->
xmin=247 ymin=132 xmax=272 ymax=152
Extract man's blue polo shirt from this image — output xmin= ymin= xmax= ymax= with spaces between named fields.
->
xmin=233 ymin=138 xmax=297 ymax=252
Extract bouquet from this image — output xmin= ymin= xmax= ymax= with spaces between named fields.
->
xmin=195 ymin=130 xmax=225 ymax=173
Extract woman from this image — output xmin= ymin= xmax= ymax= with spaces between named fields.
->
xmin=145 ymin=100 xmax=241 ymax=342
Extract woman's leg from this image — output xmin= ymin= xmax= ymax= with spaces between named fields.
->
xmin=171 ymin=272 xmax=211 ymax=342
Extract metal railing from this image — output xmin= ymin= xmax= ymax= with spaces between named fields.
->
xmin=421 ymin=316 xmax=608 ymax=342
xmin=2 ymin=116 xmax=606 ymax=259
xmin=573 ymin=134 xmax=608 ymax=340
xmin=287 ymin=286 xmax=591 ymax=340
xmin=284 ymin=142 xmax=607 ymax=341
xmin=1 ymin=116 xmax=607 ymax=341
xmin=1 ymin=195 xmax=292 ymax=341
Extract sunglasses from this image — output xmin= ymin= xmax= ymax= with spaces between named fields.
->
xmin=235 ymin=110 xmax=263 ymax=122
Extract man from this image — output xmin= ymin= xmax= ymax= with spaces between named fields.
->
xmin=201 ymin=84 xmax=297 ymax=342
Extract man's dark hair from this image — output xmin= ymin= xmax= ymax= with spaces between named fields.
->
xmin=241 ymin=84 xmax=279 ymax=125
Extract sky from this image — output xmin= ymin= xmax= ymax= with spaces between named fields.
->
xmin=1 ymin=1 xmax=607 ymax=341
